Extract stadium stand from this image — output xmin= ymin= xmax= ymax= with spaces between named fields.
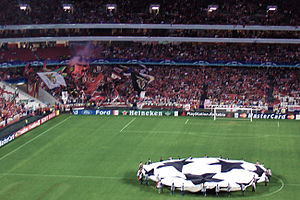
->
xmin=1 ymin=29 xmax=299 ymax=39
xmin=0 ymin=48 xmax=36 ymax=62
xmin=0 ymin=0 xmax=298 ymax=25
xmin=0 ymin=43 xmax=299 ymax=64
xmin=0 ymin=81 xmax=46 ymax=128
xmin=0 ymin=0 xmax=299 ymax=125
xmin=36 ymin=47 xmax=72 ymax=60
xmin=2 ymin=63 xmax=297 ymax=112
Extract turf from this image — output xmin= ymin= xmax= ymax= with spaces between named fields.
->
xmin=0 ymin=114 xmax=299 ymax=200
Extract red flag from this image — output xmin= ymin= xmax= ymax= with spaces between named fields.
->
xmin=27 ymin=82 xmax=39 ymax=98
xmin=72 ymin=64 xmax=84 ymax=78
xmin=23 ymin=63 xmax=30 ymax=76
xmin=84 ymin=72 xmax=103 ymax=95
xmin=90 ymin=95 xmax=105 ymax=102
xmin=43 ymin=61 xmax=46 ymax=71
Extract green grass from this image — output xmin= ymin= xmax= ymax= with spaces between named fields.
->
xmin=0 ymin=114 xmax=299 ymax=200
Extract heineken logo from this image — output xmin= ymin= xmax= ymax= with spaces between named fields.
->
xmin=129 ymin=110 xmax=163 ymax=116
xmin=165 ymin=111 xmax=171 ymax=116
xmin=120 ymin=110 xmax=173 ymax=116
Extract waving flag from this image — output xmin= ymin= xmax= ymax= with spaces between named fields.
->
xmin=37 ymin=72 xmax=66 ymax=89
xmin=84 ymin=72 xmax=104 ymax=95
xmin=27 ymin=82 xmax=39 ymax=98
xmin=131 ymin=72 xmax=148 ymax=94
xmin=54 ymin=66 xmax=67 ymax=77
xmin=23 ymin=63 xmax=32 ymax=76
xmin=141 ymin=157 xmax=267 ymax=193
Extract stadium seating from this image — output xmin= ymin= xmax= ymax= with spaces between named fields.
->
xmin=0 ymin=81 xmax=46 ymax=127
xmin=0 ymin=0 xmax=298 ymax=116
xmin=0 ymin=0 xmax=298 ymax=26
xmin=9 ymin=64 xmax=297 ymax=111
xmin=0 ymin=48 xmax=36 ymax=62
xmin=1 ymin=43 xmax=299 ymax=64
xmin=36 ymin=47 xmax=72 ymax=60
xmin=1 ymin=29 xmax=299 ymax=39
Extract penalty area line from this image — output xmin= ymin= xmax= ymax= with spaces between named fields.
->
xmin=120 ymin=118 xmax=136 ymax=133
xmin=0 ymin=116 xmax=71 ymax=161
xmin=185 ymin=119 xmax=189 ymax=125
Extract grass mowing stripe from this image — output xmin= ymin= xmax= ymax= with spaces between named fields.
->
xmin=121 ymin=130 xmax=300 ymax=138
xmin=120 ymin=117 xmax=136 ymax=132
xmin=0 ymin=173 xmax=134 ymax=180
xmin=0 ymin=116 xmax=71 ymax=161
xmin=0 ymin=116 xmax=298 ymax=200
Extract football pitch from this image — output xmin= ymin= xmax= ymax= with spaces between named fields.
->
xmin=0 ymin=114 xmax=299 ymax=200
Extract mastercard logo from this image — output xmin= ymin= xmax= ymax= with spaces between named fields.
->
xmin=288 ymin=115 xmax=295 ymax=120
xmin=240 ymin=113 xmax=247 ymax=118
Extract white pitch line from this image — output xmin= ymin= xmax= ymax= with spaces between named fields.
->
xmin=254 ymin=175 xmax=284 ymax=198
xmin=278 ymin=121 xmax=280 ymax=127
xmin=185 ymin=119 xmax=189 ymax=125
xmin=120 ymin=118 xmax=136 ymax=132
xmin=0 ymin=172 xmax=133 ymax=180
xmin=0 ymin=116 xmax=71 ymax=161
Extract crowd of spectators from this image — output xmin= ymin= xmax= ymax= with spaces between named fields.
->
xmin=20 ymin=64 xmax=300 ymax=108
xmin=95 ymin=42 xmax=300 ymax=64
xmin=1 ymin=63 xmax=299 ymax=112
xmin=0 ymin=0 xmax=298 ymax=26
xmin=0 ymin=85 xmax=25 ymax=126
xmin=1 ymin=42 xmax=299 ymax=64
xmin=94 ymin=65 xmax=300 ymax=110
xmin=1 ymin=28 xmax=299 ymax=39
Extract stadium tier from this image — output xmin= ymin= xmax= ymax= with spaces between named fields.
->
xmin=1 ymin=64 xmax=299 ymax=111
xmin=0 ymin=43 xmax=299 ymax=64
xmin=0 ymin=0 xmax=298 ymax=25
xmin=1 ymin=29 xmax=300 ymax=39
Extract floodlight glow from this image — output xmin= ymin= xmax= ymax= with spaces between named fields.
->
xmin=208 ymin=5 xmax=218 ymax=12
xmin=150 ymin=4 xmax=160 ymax=11
xmin=267 ymin=5 xmax=277 ymax=11
xmin=107 ymin=6 xmax=115 ymax=10
xmin=106 ymin=4 xmax=117 ymax=11
xmin=63 ymin=4 xmax=72 ymax=10
xmin=19 ymin=4 xmax=28 ymax=11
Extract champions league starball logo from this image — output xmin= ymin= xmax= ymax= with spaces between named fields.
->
xmin=140 ymin=157 xmax=268 ymax=193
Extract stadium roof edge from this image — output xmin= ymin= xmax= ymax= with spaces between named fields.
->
xmin=1 ymin=36 xmax=300 ymax=44
xmin=0 ymin=24 xmax=299 ymax=31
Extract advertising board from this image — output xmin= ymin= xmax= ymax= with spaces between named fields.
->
xmin=245 ymin=113 xmax=288 ymax=120
xmin=119 ymin=110 xmax=174 ymax=116
xmin=184 ymin=111 xmax=227 ymax=117
xmin=72 ymin=109 xmax=113 ymax=115
xmin=0 ymin=133 xmax=15 ymax=148
xmin=72 ymin=109 xmax=174 ymax=116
